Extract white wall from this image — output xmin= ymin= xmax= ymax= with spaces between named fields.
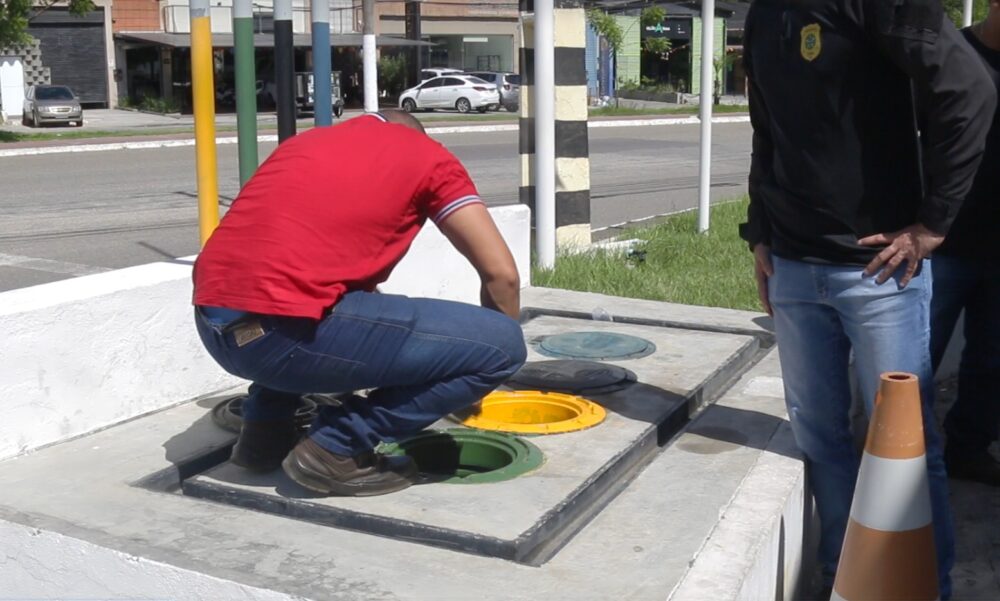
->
xmin=0 ymin=205 xmax=531 ymax=461
xmin=0 ymin=56 xmax=25 ymax=119
xmin=382 ymin=204 xmax=531 ymax=301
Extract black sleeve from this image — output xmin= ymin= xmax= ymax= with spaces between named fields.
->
xmin=868 ymin=0 xmax=997 ymax=234
xmin=739 ymin=10 xmax=773 ymax=250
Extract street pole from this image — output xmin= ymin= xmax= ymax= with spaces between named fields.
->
xmin=189 ymin=0 xmax=219 ymax=245
xmin=274 ymin=0 xmax=296 ymax=141
xmin=233 ymin=0 xmax=258 ymax=186
xmin=963 ymin=0 xmax=974 ymax=26
xmin=697 ymin=0 xmax=714 ymax=234
xmin=312 ymin=0 xmax=333 ymax=126
xmin=535 ymin=0 xmax=555 ymax=269
xmin=405 ymin=0 xmax=422 ymax=88
xmin=362 ymin=0 xmax=378 ymax=112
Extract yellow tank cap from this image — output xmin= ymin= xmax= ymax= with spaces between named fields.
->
xmin=458 ymin=390 xmax=607 ymax=435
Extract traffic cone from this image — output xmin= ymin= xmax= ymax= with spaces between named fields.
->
xmin=831 ymin=372 xmax=938 ymax=601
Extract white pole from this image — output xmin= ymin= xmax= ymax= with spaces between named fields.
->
xmin=362 ymin=0 xmax=378 ymax=112
xmin=535 ymin=0 xmax=556 ymax=269
xmin=697 ymin=0 xmax=715 ymax=234
xmin=963 ymin=0 xmax=974 ymax=26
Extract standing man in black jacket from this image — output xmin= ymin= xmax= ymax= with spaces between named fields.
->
xmin=930 ymin=0 xmax=1000 ymax=486
xmin=741 ymin=0 xmax=996 ymax=597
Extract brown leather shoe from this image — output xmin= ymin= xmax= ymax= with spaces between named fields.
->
xmin=282 ymin=437 xmax=417 ymax=496
xmin=231 ymin=420 xmax=300 ymax=472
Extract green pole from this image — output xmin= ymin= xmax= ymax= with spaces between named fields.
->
xmin=233 ymin=0 xmax=258 ymax=187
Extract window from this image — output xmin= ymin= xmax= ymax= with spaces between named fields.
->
xmin=420 ymin=78 xmax=444 ymax=89
xmin=443 ymin=77 xmax=465 ymax=86
xmin=36 ymin=86 xmax=75 ymax=100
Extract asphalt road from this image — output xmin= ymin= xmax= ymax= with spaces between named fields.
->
xmin=0 ymin=120 xmax=751 ymax=291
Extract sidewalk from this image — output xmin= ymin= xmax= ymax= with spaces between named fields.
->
xmin=938 ymin=377 xmax=1000 ymax=600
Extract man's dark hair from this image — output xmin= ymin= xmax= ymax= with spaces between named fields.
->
xmin=378 ymin=109 xmax=426 ymax=134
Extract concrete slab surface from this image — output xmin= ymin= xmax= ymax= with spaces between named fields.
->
xmin=0 ymin=290 xmax=798 ymax=600
xmin=183 ymin=315 xmax=758 ymax=564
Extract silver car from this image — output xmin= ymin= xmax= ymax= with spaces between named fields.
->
xmin=466 ymin=71 xmax=520 ymax=112
xmin=23 ymin=85 xmax=83 ymax=127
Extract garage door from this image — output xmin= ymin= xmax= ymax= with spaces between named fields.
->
xmin=28 ymin=8 xmax=108 ymax=107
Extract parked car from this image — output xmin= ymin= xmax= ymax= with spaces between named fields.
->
xmin=399 ymin=75 xmax=500 ymax=113
xmin=419 ymin=68 xmax=464 ymax=82
xmin=294 ymin=71 xmax=345 ymax=118
xmin=22 ymin=84 xmax=83 ymax=127
xmin=466 ymin=71 xmax=520 ymax=112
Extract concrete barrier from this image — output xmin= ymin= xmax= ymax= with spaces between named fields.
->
xmin=0 ymin=205 xmax=531 ymax=462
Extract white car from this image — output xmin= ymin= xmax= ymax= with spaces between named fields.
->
xmin=399 ymin=75 xmax=500 ymax=114
xmin=420 ymin=68 xmax=464 ymax=82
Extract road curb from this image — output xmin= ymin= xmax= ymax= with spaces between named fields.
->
xmin=0 ymin=116 xmax=750 ymax=157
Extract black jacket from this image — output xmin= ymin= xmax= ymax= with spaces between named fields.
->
xmin=936 ymin=28 xmax=1000 ymax=259
xmin=740 ymin=0 xmax=996 ymax=265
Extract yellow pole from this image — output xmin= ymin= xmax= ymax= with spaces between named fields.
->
xmin=190 ymin=0 xmax=220 ymax=246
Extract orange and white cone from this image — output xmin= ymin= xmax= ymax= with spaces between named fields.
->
xmin=832 ymin=372 xmax=938 ymax=601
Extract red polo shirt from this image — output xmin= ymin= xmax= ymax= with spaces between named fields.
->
xmin=193 ymin=115 xmax=482 ymax=319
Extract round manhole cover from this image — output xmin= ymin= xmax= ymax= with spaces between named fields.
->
xmin=381 ymin=429 xmax=544 ymax=484
xmin=455 ymin=390 xmax=606 ymax=435
xmin=536 ymin=331 xmax=656 ymax=360
xmin=211 ymin=393 xmax=341 ymax=433
xmin=507 ymin=360 xmax=638 ymax=395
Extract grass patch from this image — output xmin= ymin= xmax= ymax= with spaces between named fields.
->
xmin=0 ymin=127 xmax=197 ymax=143
xmin=588 ymin=104 xmax=748 ymax=117
xmin=532 ymin=198 xmax=759 ymax=311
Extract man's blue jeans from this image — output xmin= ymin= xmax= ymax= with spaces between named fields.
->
xmin=930 ymin=253 xmax=1000 ymax=458
xmin=195 ymin=291 xmax=527 ymax=456
xmin=769 ymin=255 xmax=953 ymax=597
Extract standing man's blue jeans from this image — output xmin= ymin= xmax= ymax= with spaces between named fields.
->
xmin=930 ymin=253 xmax=1000 ymax=458
xmin=768 ymin=255 xmax=954 ymax=598
xmin=195 ymin=291 xmax=527 ymax=456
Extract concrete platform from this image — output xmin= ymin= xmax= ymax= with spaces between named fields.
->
xmin=0 ymin=287 xmax=812 ymax=600
xmin=182 ymin=314 xmax=758 ymax=565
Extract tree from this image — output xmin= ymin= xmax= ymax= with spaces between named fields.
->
xmin=0 ymin=0 xmax=95 ymax=48
xmin=941 ymin=0 xmax=990 ymax=25
xmin=640 ymin=7 xmax=671 ymax=57
xmin=587 ymin=8 xmax=624 ymax=55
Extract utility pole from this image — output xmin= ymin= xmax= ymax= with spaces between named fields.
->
xmin=405 ymin=0 xmax=422 ymax=88
xmin=697 ymin=0 xmax=715 ymax=234
xmin=534 ymin=0 xmax=555 ymax=268
xmin=362 ymin=0 xmax=378 ymax=112
xmin=312 ymin=0 xmax=333 ymax=126
xmin=275 ymin=0 xmax=296 ymax=141
xmin=233 ymin=0 xmax=258 ymax=185
xmin=189 ymin=0 xmax=219 ymax=244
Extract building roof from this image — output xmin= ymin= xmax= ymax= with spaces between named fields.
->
xmin=115 ymin=31 xmax=433 ymax=49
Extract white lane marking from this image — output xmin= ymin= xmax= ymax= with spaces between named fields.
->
xmin=851 ymin=452 xmax=932 ymax=532
xmin=0 ymin=253 xmax=112 ymax=276
xmin=0 ymin=116 xmax=751 ymax=157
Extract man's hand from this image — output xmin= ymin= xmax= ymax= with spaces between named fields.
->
xmin=752 ymin=243 xmax=773 ymax=317
xmin=858 ymin=224 xmax=943 ymax=288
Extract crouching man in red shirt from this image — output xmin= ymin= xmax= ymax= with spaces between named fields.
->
xmin=193 ymin=110 xmax=526 ymax=497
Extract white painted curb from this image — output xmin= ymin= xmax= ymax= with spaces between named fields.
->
xmin=0 ymin=116 xmax=751 ymax=157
